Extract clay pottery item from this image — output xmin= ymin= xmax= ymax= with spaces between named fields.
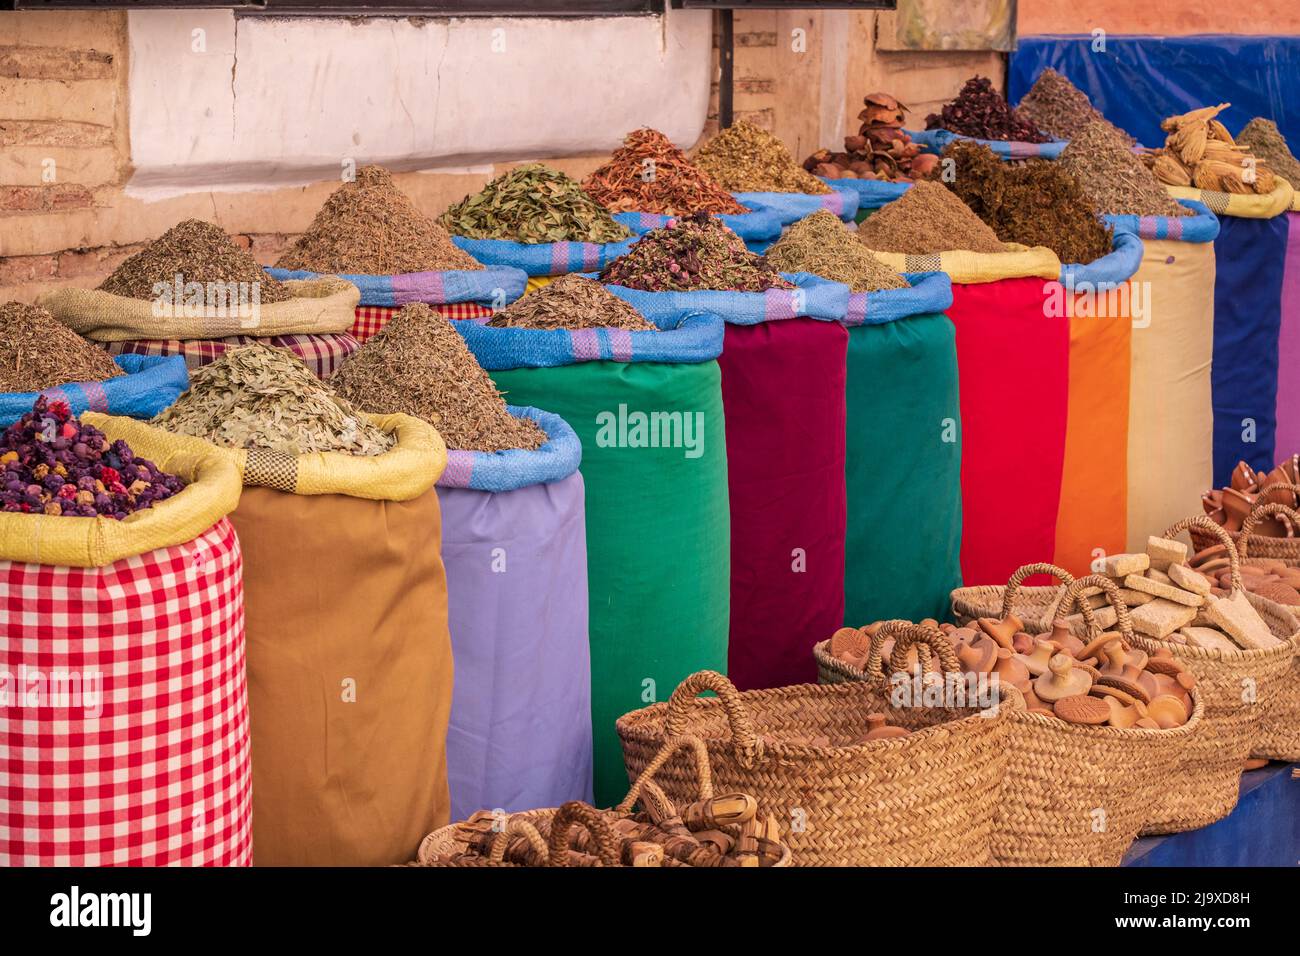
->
xmin=1077 ymin=630 xmax=1121 ymax=664
xmin=1143 ymin=647 xmax=1184 ymax=675
xmin=830 ymin=626 xmax=869 ymax=661
xmin=977 ymin=614 xmax=1022 ymax=650
xmin=1011 ymin=631 xmax=1036 ymax=655
xmin=1242 ymin=758 xmax=1269 ymax=771
xmin=1279 ymin=567 xmax=1300 ymax=588
xmin=1230 ymin=460 xmax=1259 ymax=493
xmin=1134 ymin=717 xmax=1161 ymax=730
xmin=938 ymin=621 xmax=957 ymax=634
xmin=1151 ymin=673 xmax=1192 ymax=712
xmin=1131 ymin=666 xmax=1159 ymax=699
xmin=1191 ymin=543 xmax=1228 ymax=566
xmin=1282 ymin=455 xmax=1300 ymax=483
xmin=1260 ymin=468 xmax=1298 ymax=507
xmin=992 ymin=647 xmax=1031 ymax=691
xmin=1099 ymin=642 xmax=1147 ymax=676
xmin=1146 ymin=694 xmax=1190 ymax=729
xmin=1046 ymin=617 xmax=1085 ymax=658
xmin=1016 ymin=639 xmax=1058 ymax=677
xmin=1100 ymin=695 xmax=1142 ymax=729
xmin=1035 ymin=653 xmax=1093 ymax=703
xmin=1256 ymin=581 xmax=1300 ymax=606
xmin=1095 ymin=670 xmax=1151 ymax=705
xmin=919 ymin=618 xmax=939 ymax=630
xmin=1195 ymin=557 xmax=1231 ymax=576
xmin=956 ymin=633 xmax=998 ymax=673
xmin=1202 ymin=489 xmax=1224 ymax=515
xmin=1054 ymin=694 xmax=1110 ymax=726
xmin=862 ymin=713 xmax=910 ymax=741
xmin=1221 ymin=488 xmax=1256 ymax=531
xmin=1090 ymin=683 xmax=1142 ymax=707
xmin=950 ymin=626 xmax=980 ymax=645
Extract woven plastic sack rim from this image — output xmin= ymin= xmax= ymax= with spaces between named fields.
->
xmin=1059 ymin=229 xmax=1144 ymax=285
xmin=907 ymin=127 xmax=1069 ymax=159
xmin=843 ymin=270 xmax=954 ymax=327
xmin=0 ymin=414 xmax=242 ymax=568
xmin=597 ymin=271 xmax=851 ymax=325
xmin=436 ymin=404 xmax=581 ymax=492
xmin=819 ymin=176 xmax=911 ymax=209
xmin=225 ymin=411 xmax=445 ymax=501
xmin=732 ymin=182 xmax=861 ymax=223
xmin=866 ymin=243 xmax=1064 ymax=284
xmin=1164 ymin=178 xmax=1295 ymax=220
xmin=445 ymin=211 xmax=650 ymax=277
xmin=611 ymin=206 xmax=786 ymax=242
xmin=0 ymin=354 xmax=189 ymax=425
xmin=453 ymin=308 xmax=725 ymax=370
xmin=37 ymin=276 xmax=360 ymax=341
xmin=1104 ymin=198 xmax=1220 ymax=243
xmin=263 ymin=264 xmax=527 ymax=308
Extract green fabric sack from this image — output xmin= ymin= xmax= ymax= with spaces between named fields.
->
xmin=490 ymin=360 xmax=730 ymax=806
xmin=844 ymin=313 xmax=963 ymax=624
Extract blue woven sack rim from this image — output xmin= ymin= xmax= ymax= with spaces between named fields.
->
xmin=843 ymin=271 xmax=953 ymax=327
xmin=263 ymin=265 xmax=527 ymax=308
xmin=1104 ymin=199 xmax=1220 ymax=244
xmin=597 ymin=272 xmax=851 ymax=325
xmin=0 ymin=354 xmax=189 ymax=425
xmin=436 ymin=404 xmax=581 ymax=492
xmin=1059 ymin=230 xmax=1145 ymax=285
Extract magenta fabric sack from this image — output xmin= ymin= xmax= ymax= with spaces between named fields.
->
xmin=437 ymin=407 xmax=592 ymax=818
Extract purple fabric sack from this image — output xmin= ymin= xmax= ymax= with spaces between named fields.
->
xmin=439 ymin=470 xmax=593 ymax=819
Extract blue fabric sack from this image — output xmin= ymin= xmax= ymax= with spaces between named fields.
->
xmin=264 ymin=265 xmax=526 ymax=309
xmin=1104 ymin=199 xmax=1220 ymax=244
xmin=599 ymin=272 xmax=850 ymax=326
xmin=734 ymin=183 xmax=860 ymax=225
xmin=1059 ymin=230 xmax=1144 ymax=287
xmin=447 ymin=212 xmax=655 ymax=277
xmin=436 ymin=405 xmax=582 ymax=493
xmin=908 ymin=127 xmax=1069 ymax=160
xmin=843 ymin=271 xmax=954 ymax=327
xmin=0 ymin=354 xmax=189 ymax=427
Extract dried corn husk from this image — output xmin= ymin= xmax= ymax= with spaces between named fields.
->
xmin=1154 ymin=102 xmax=1277 ymax=196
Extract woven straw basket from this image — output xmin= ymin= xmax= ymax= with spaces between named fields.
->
xmin=618 ymin=624 xmax=1016 ymax=867
xmin=412 ymin=735 xmax=791 ymax=868
xmin=824 ymin=575 xmax=1203 ymax=867
xmin=1188 ymin=481 xmax=1300 ymax=561
xmin=1130 ymin=517 xmax=1299 ymax=834
xmin=950 ymin=562 xmax=1082 ymax=635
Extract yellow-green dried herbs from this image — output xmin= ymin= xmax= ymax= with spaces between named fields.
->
xmin=0 ymin=302 xmax=122 ymax=393
xmin=766 ymin=212 xmax=907 ymax=292
xmin=693 ymin=120 xmax=832 ymax=194
xmin=439 ymin=164 xmax=632 ymax=244
xmin=487 ymin=274 xmax=656 ymax=331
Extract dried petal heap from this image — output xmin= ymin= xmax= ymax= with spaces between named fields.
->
xmin=600 ymin=212 xmax=794 ymax=292
xmin=926 ymin=75 xmax=1049 ymax=143
xmin=583 ymin=128 xmax=747 ymax=215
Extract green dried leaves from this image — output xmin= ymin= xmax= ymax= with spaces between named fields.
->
xmin=439 ymin=164 xmax=633 ymax=244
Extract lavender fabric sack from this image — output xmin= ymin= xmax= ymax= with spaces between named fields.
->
xmin=438 ymin=407 xmax=592 ymax=818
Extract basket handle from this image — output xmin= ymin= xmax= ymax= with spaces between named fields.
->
xmin=486 ymin=818 xmax=549 ymax=864
xmin=547 ymin=802 xmax=621 ymax=867
xmin=615 ymin=734 xmax=714 ymax=816
xmin=663 ymin=671 xmax=763 ymax=771
xmin=864 ymin=621 xmax=960 ymax=680
xmin=1055 ymin=574 xmax=1135 ymax=641
xmin=999 ymin=562 xmax=1098 ymax=633
xmin=1238 ymin=494 xmax=1300 ymax=561
xmin=1164 ymin=515 xmax=1242 ymax=593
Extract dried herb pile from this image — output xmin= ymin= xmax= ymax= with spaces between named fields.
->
xmin=1 ymin=397 xmax=185 ymax=519
xmin=937 ymin=141 xmax=1113 ymax=265
xmin=0 ymin=301 xmax=122 ymax=393
xmin=1148 ymin=104 xmax=1277 ymax=195
xmin=1059 ymin=120 xmax=1189 ymax=216
xmin=276 ymin=165 xmax=481 ymax=274
xmin=486 ymin=274 xmax=656 ymax=331
xmin=331 ymin=304 xmax=545 ymax=453
xmin=856 ymin=180 xmax=1005 ymax=255
xmin=154 ymin=343 xmax=393 ymax=457
xmin=766 ymin=211 xmax=907 ymax=292
xmin=805 ymin=92 xmax=938 ymax=183
xmin=1015 ymin=68 xmax=1131 ymax=143
xmin=693 ymin=120 xmax=832 ymax=194
xmin=439 ymin=164 xmax=632 ymax=244
xmin=1235 ymin=118 xmax=1300 ymax=189
xmin=582 ymin=128 xmax=746 ymax=216
xmin=926 ymin=76 xmax=1049 ymax=143
xmin=100 ymin=219 xmax=292 ymax=303
xmin=600 ymin=212 xmax=794 ymax=292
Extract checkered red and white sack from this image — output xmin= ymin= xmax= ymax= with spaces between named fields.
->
xmin=0 ymin=518 xmax=251 ymax=866
xmin=352 ymin=303 xmax=494 ymax=343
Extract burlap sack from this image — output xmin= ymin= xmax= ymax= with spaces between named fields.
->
xmin=865 ymin=243 xmax=1062 ymax=285
xmin=1164 ymin=180 xmax=1294 ymax=219
xmin=38 ymin=276 xmax=359 ymax=341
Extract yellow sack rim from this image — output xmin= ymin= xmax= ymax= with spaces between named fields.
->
xmin=1165 ymin=179 xmax=1295 ymax=220
xmin=0 ymin=415 xmax=242 ymax=568
xmin=864 ymin=242 xmax=1063 ymax=285
xmin=227 ymin=412 xmax=446 ymax=501
xmin=37 ymin=276 xmax=361 ymax=342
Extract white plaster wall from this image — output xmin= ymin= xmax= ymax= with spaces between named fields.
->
xmin=127 ymin=9 xmax=712 ymax=194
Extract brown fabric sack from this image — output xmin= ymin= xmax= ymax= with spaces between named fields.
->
xmin=234 ymin=486 xmax=453 ymax=866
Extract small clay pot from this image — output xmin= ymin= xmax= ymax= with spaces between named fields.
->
xmin=1146 ymin=694 xmax=1189 ymax=729
xmin=1046 ymin=618 xmax=1085 ymax=658
xmin=957 ymin=634 xmax=998 ymax=674
xmin=977 ymin=614 xmax=1022 ymax=650
xmin=1231 ymin=460 xmax=1259 ymax=493
xmin=1077 ymin=631 xmax=1121 ymax=664
xmin=1016 ymin=639 xmax=1058 ymax=678
xmin=992 ymin=647 xmax=1031 ymax=691
xmin=862 ymin=713 xmax=910 ymax=741
xmin=1222 ymin=488 xmax=1256 ymax=531
xmin=1011 ymin=631 xmax=1036 ymax=655
xmin=1035 ymin=653 xmax=1093 ymax=703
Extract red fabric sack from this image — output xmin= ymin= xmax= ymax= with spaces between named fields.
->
xmin=948 ymin=278 xmax=1068 ymax=586
xmin=720 ymin=319 xmax=848 ymax=689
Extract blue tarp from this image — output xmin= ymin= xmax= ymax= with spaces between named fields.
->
xmin=1009 ymin=34 xmax=1300 ymax=148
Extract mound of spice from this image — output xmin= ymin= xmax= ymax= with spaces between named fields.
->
xmin=1059 ymin=120 xmax=1190 ymax=216
xmin=600 ymin=211 xmax=793 ymax=292
xmin=693 ymin=120 xmax=832 ymax=194
xmin=276 ymin=165 xmax=481 ymax=274
xmin=486 ymin=274 xmax=656 ymax=331
xmin=330 ymin=304 xmax=545 ymax=453
xmin=99 ymin=219 xmax=293 ymax=303
xmin=856 ymin=180 xmax=1005 ymax=255
xmin=938 ymin=141 xmax=1113 ymax=265
xmin=583 ymin=128 xmax=747 ymax=216
xmin=1235 ymin=118 xmax=1300 ymax=189
xmin=1 ymin=301 xmax=122 ymax=393
xmin=1014 ymin=68 xmax=1132 ymax=143
xmin=1 ymin=396 xmax=185 ymax=518
xmin=926 ymin=76 xmax=1049 ymax=143
xmin=766 ymin=211 xmax=907 ymax=292
xmin=439 ymin=164 xmax=632 ymax=244
xmin=154 ymin=343 xmax=393 ymax=457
